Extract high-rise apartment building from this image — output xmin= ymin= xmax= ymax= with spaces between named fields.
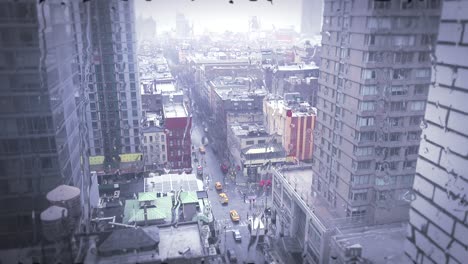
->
xmin=87 ymin=0 xmax=142 ymax=167
xmin=0 ymin=1 xmax=88 ymax=248
xmin=405 ymin=1 xmax=468 ymax=263
xmin=301 ymin=0 xmax=323 ymax=36
xmin=312 ymin=0 xmax=441 ymax=225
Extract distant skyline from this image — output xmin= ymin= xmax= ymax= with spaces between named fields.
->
xmin=135 ymin=0 xmax=302 ymax=34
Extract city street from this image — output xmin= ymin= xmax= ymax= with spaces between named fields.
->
xmin=191 ymin=110 xmax=267 ymax=264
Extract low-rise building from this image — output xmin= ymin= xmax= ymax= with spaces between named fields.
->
xmin=141 ymin=113 xmax=167 ymax=170
xmin=227 ymin=123 xmax=282 ymax=180
xmin=264 ymin=93 xmax=317 ymax=162
xmin=163 ymin=102 xmax=192 ymax=170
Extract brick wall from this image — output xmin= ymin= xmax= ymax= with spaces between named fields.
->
xmin=405 ymin=1 xmax=468 ymax=263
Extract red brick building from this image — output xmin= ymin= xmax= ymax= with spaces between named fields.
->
xmin=163 ymin=103 xmax=192 ymax=170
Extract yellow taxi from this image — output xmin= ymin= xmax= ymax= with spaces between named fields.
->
xmin=215 ymin=182 xmax=222 ymax=191
xmin=230 ymin=210 xmax=240 ymax=222
xmin=199 ymin=146 xmax=206 ymax=154
xmin=219 ymin=193 xmax=228 ymax=204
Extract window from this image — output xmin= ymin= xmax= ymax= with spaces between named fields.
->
xmin=359 ymin=101 xmax=375 ymax=111
xmin=360 ymin=85 xmax=378 ymax=96
xmin=403 ymin=160 xmax=417 ymax=170
xmin=363 ymin=52 xmax=379 ymax=62
xmin=356 ymin=131 xmax=375 ymax=142
xmin=400 ymin=175 xmax=415 ymax=185
xmin=409 ymin=116 xmax=424 ymax=126
xmin=418 ymin=52 xmax=430 ymax=63
xmin=352 ymin=190 xmax=368 ymax=201
xmin=393 ymin=35 xmax=415 ymax=46
xmin=367 ymin=17 xmax=391 ymax=29
xmin=414 ymin=84 xmax=428 ymax=95
xmin=406 ymin=146 xmax=419 ymax=156
xmin=357 ymin=161 xmax=372 ymax=170
xmin=389 ymin=132 xmax=402 ymax=142
xmin=355 ymin=147 xmax=373 ymax=156
xmin=389 ymin=147 xmax=400 ymax=156
xmin=362 ymin=69 xmax=376 ymax=80
xmin=401 ymin=0 xmax=414 ymax=9
xmin=394 ymin=52 xmax=413 ymax=64
xmin=246 ymin=140 xmax=254 ymax=146
xmin=393 ymin=69 xmax=411 ymax=80
xmin=415 ymin=68 xmax=431 ymax=78
xmin=357 ymin=116 xmax=375 ymax=127
xmin=372 ymin=0 xmax=391 ymax=9
xmin=406 ymin=134 xmax=419 ymax=144
xmin=421 ymin=34 xmax=435 ymax=45
xmin=376 ymin=176 xmax=397 ymax=186
xmin=390 ymin=102 xmax=406 ymax=112
xmin=387 ymin=117 xmax=403 ymax=127
xmin=395 ymin=17 xmax=417 ymax=29
xmin=351 ymin=175 xmax=370 ymax=185
xmin=410 ymin=101 xmax=426 ymax=111
xmin=377 ymin=190 xmax=394 ymax=201
xmin=390 ymin=86 xmax=407 ymax=96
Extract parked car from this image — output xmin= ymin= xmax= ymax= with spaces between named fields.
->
xmin=230 ymin=210 xmax=240 ymax=222
xmin=219 ymin=193 xmax=228 ymax=204
xmin=227 ymin=249 xmax=237 ymax=263
xmin=215 ymin=182 xmax=222 ymax=191
xmin=232 ymin=229 xmax=241 ymax=242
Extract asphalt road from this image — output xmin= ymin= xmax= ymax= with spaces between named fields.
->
xmin=191 ymin=113 xmax=266 ymax=264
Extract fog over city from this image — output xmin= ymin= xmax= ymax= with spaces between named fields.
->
xmin=0 ymin=0 xmax=466 ymax=264
xmin=135 ymin=0 xmax=302 ymax=33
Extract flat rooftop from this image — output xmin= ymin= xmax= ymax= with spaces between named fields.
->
xmin=156 ymin=82 xmax=177 ymax=93
xmin=163 ymin=103 xmax=187 ymax=118
xmin=333 ymin=223 xmax=410 ymax=264
xmin=266 ymin=99 xmax=317 ymax=117
xmin=276 ymin=63 xmax=319 ymax=72
xmin=275 ymin=167 xmax=341 ymax=230
xmin=230 ymin=122 xmax=268 ymax=137
xmin=144 ymin=173 xmax=203 ymax=193
xmin=158 ymin=224 xmax=204 ymax=260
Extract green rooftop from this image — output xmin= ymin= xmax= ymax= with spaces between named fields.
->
xmin=179 ymin=191 xmax=199 ymax=204
xmin=138 ymin=192 xmax=158 ymax=202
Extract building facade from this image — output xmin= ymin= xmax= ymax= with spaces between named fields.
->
xmin=163 ymin=103 xmax=192 ymax=170
xmin=0 ymin=0 xmax=88 ymax=248
xmin=86 ymin=0 xmax=142 ymax=167
xmin=312 ymin=0 xmax=441 ymax=224
xmin=264 ymin=94 xmax=317 ymax=162
xmin=405 ymin=1 xmax=468 ymax=263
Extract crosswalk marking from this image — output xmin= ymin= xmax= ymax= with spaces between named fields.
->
xmin=216 ymin=218 xmax=249 ymax=229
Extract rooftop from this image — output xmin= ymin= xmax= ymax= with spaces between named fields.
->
xmin=156 ymin=82 xmax=177 ymax=94
xmin=230 ymin=122 xmax=268 ymax=137
xmin=144 ymin=173 xmax=203 ymax=193
xmin=265 ymin=97 xmax=317 ymax=117
xmin=158 ymin=224 xmax=204 ymax=260
xmin=276 ymin=63 xmax=319 ymax=72
xmin=163 ymin=103 xmax=188 ymax=118
xmin=333 ymin=223 xmax=410 ymax=264
xmin=273 ymin=166 xmax=343 ymax=230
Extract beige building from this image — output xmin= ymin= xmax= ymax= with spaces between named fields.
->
xmin=264 ymin=93 xmax=317 ymax=162
xmin=141 ymin=114 xmax=167 ymax=169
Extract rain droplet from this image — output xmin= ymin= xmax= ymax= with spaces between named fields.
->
xmin=423 ymin=147 xmax=429 ymax=154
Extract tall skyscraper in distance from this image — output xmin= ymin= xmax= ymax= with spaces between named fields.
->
xmin=301 ymin=0 xmax=323 ymax=36
xmin=405 ymin=1 xmax=468 ymax=263
xmin=312 ymin=0 xmax=441 ymax=225
xmin=0 ymin=0 xmax=88 ymax=248
xmin=87 ymin=0 xmax=142 ymax=167
xmin=176 ymin=13 xmax=191 ymax=39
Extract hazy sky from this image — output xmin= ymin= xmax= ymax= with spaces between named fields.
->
xmin=135 ymin=0 xmax=302 ymax=34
